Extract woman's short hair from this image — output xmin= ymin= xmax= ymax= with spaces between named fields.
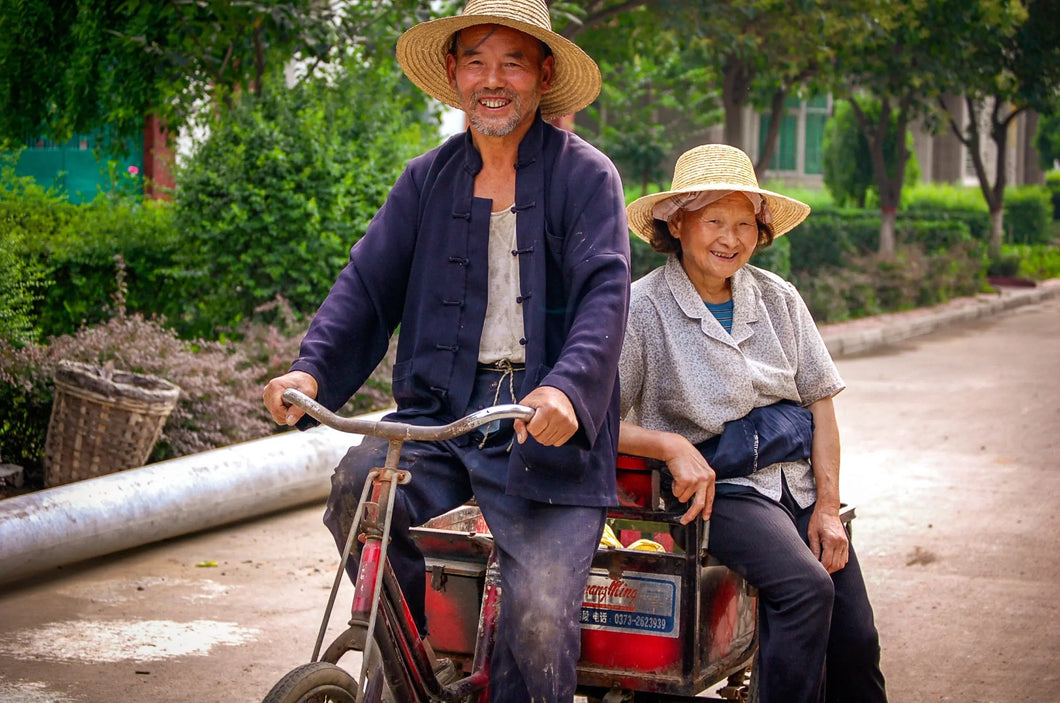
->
xmin=647 ymin=211 xmax=776 ymax=256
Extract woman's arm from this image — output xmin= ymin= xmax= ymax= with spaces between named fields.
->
xmin=619 ymin=420 xmax=715 ymax=524
xmin=806 ymin=395 xmax=849 ymax=573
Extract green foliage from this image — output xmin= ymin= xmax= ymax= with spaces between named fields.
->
xmin=0 ymin=0 xmax=411 ymax=145
xmin=629 ymin=236 xmax=666 ymax=283
xmin=758 ymin=182 xmax=836 ymax=212
xmin=795 ymin=241 xmax=987 ymax=323
xmin=174 ymin=58 xmax=438 ymax=337
xmin=902 ymin=182 xmax=989 ymax=213
xmin=751 ymin=235 xmax=791 ymax=280
xmin=1034 ymin=114 xmax=1060 ymax=171
xmin=823 ymin=98 xmax=920 ymax=209
xmin=1003 ymin=243 xmax=1060 ymax=279
xmin=0 ymin=158 xmax=52 ymax=344
xmin=823 ymin=101 xmax=874 ymax=208
xmin=1003 ymin=185 xmax=1052 ymax=244
xmin=1045 ymin=170 xmax=1060 ymax=221
xmin=788 ymin=212 xmax=865 ymax=271
xmin=0 ymin=171 xmax=182 ymax=341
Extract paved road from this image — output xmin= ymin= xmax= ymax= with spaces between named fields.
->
xmin=1 ymin=294 xmax=1058 ymax=702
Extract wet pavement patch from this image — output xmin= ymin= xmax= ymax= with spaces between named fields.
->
xmin=0 ymin=619 xmax=260 ymax=663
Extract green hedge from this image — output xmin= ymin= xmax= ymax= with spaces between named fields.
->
xmin=1004 ymin=186 xmax=1052 ymax=245
xmin=1 ymin=198 xmax=181 ymax=341
xmin=1 ymin=164 xmax=183 ymax=343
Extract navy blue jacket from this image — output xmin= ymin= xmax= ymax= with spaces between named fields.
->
xmin=291 ymin=115 xmax=630 ymax=507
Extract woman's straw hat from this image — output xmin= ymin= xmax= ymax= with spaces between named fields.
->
xmin=396 ymin=0 xmax=601 ymax=121
xmin=626 ymin=144 xmax=811 ymax=242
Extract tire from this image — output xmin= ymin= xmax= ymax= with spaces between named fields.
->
xmin=320 ymin=623 xmax=404 ymax=703
xmin=262 ymin=662 xmax=359 ymax=703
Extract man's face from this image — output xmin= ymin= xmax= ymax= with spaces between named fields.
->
xmin=445 ymin=24 xmax=554 ymax=138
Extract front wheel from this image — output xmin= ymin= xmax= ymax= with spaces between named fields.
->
xmin=262 ymin=662 xmax=360 ymax=703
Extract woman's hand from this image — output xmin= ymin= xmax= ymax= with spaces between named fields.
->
xmin=618 ymin=421 xmax=715 ymax=524
xmin=807 ymin=505 xmax=849 ymax=573
xmin=660 ymin=434 xmax=716 ymax=525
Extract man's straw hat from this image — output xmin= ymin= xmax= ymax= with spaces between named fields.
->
xmin=626 ymin=144 xmax=811 ymax=242
xmin=395 ymin=0 xmax=601 ymax=121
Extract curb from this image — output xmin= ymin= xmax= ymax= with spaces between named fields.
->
xmin=820 ymin=279 xmax=1060 ymax=358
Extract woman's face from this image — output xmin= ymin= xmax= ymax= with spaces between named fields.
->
xmin=669 ymin=192 xmax=759 ymax=294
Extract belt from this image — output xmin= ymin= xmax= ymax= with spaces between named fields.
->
xmin=477 ymin=360 xmax=526 ymax=372
xmin=474 ymin=359 xmax=524 ymax=449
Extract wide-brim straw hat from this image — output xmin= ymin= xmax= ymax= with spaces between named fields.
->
xmin=396 ymin=0 xmax=601 ymax=121
xmin=626 ymin=144 xmax=811 ymax=242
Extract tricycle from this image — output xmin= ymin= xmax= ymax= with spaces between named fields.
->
xmin=262 ymin=390 xmax=853 ymax=703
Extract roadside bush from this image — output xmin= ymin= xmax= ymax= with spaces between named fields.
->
xmin=793 ymin=239 xmax=986 ymax=324
xmin=751 ymin=234 xmax=791 ymax=280
xmin=903 ymin=182 xmax=989 ymax=213
xmin=1045 ymin=171 xmax=1060 ymax=220
xmin=788 ymin=213 xmax=864 ymax=271
xmin=796 ymin=266 xmax=878 ymax=323
xmin=174 ymin=58 xmax=438 ymax=339
xmin=0 ymin=259 xmax=269 ymax=483
xmin=1003 ymin=243 xmax=1060 ymax=280
xmin=1003 ymin=185 xmax=1052 ymax=245
xmin=1 ymin=157 xmax=183 ymax=341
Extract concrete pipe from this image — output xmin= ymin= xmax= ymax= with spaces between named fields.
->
xmin=0 ymin=422 xmax=371 ymax=587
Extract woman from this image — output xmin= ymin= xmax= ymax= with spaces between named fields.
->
xmin=619 ymin=144 xmax=887 ymax=703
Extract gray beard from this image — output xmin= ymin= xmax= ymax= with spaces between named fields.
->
xmin=464 ymin=88 xmax=539 ymax=137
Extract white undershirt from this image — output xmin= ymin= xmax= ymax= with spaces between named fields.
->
xmin=478 ymin=207 xmax=525 ymax=364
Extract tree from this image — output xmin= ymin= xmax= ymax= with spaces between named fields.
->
xmin=0 ymin=0 xmax=427 ymax=148
xmin=932 ymin=0 xmax=1060 ymax=257
xmin=823 ymin=98 xmax=919 ymax=209
xmin=828 ymin=0 xmax=959 ymax=256
xmin=573 ymin=6 xmax=719 ymax=194
xmin=172 ymin=55 xmax=438 ymax=337
xmin=640 ymin=0 xmax=858 ymax=174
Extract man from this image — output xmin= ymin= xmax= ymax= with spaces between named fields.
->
xmin=262 ymin=1 xmax=630 ymax=700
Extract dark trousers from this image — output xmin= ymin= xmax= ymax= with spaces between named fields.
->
xmin=707 ymin=485 xmax=887 ymax=703
xmin=322 ymin=369 xmax=606 ymax=703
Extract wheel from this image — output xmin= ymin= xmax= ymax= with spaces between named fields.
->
xmin=263 ymin=627 xmax=396 ymax=703
xmin=320 ymin=622 xmax=407 ymax=703
xmin=262 ymin=662 xmax=359 ymax=703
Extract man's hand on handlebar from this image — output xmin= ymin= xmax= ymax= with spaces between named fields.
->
xmin=263 ymin=371 xmax=319 ymax=426
xmin=514 ymin=385 xmax=578 ymax=446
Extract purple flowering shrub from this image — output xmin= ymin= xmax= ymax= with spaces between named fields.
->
xmin=0 ymin=275 xmax=396 ymax=490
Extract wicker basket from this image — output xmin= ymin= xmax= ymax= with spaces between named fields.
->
xmin=43 ymin=360 xmax=181 ymax=487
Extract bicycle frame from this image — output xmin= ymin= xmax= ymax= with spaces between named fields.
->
xmin=283 ymin=389 xmax=532 ymax=703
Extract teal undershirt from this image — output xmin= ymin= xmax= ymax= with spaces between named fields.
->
xmin=705 ymin=298 xmax=734 ymax=334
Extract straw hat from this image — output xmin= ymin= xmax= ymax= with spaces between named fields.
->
xmin=626 ymin=144 xmax=811 ymax=242
xmin=395 ymin=0 xmax=601 ymax=121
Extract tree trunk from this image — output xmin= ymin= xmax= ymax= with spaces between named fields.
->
xmin=940 ymin=95 xmax=1021 ymax=260
xmin=880 ymin=208 xmax=898 ymax=257
xmin=847 ymin=95 xmax=910 ymax=257
xmin=755 ymin=89 xmax=787 ymax=175
xmin=989 ymin=208 xmax=1005 ymax=258
xmin=721 ymin=55 xmax=753 ymax=149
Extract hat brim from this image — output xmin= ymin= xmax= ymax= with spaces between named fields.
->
xmin=396 ymin=15 xmax=601 ymax=121
xmin=627 ymin=184 xmax=811 ymax=242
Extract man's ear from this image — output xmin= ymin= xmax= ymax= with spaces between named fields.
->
xmin=539 ymin=54 xmax=555 ymax=93
xmin=446 ymin=52 xmax=458 ymax=91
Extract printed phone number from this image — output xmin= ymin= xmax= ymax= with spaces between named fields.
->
xmin=582 ymin=609 xmax=672 ymax=633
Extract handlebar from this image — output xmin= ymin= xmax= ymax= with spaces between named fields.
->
xmin=282 ymin=389 xmax=535 ymax=442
